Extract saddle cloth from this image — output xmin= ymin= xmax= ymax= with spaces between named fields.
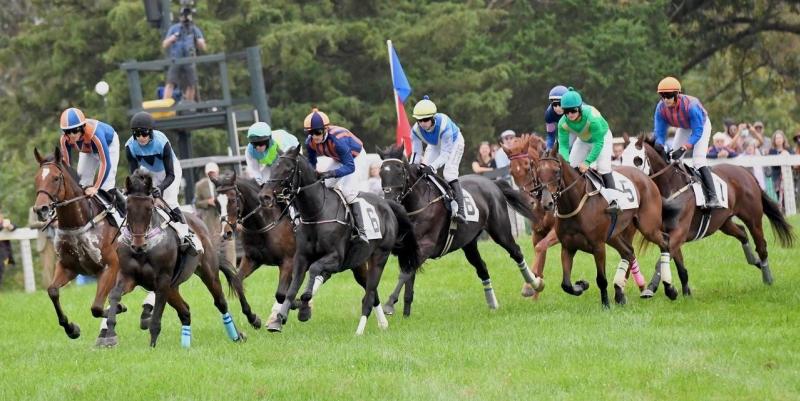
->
xmin=586 ymin=171 xmax=640 ymax=211
xmin=691 ymin=172 xmax=729 ymax=209
xmin=352 ymin=198 xmax=382 ymax=240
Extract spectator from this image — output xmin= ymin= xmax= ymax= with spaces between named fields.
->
xmin=162 ymin=6 xmax=207 ymax=102
xmin=741 ymin=139 xmax=765 ymax=189
xmin=724 ymin=119 xmax=738 ymax=140
xmin=0 ymin=208 xmax=17 ymax=287
xmin=366 ymin=163 xmax=383 ymax=197
xmin=471 ymin=141 xmax=496 ymax=174
xmin=611 ymin=142 xmax=625 ymax=166
xmin=753 ymin=121 xmax=769 ymax=152
xmin=708 ymin=132 xmax=738 ymax=159
xmin=28 ymin=206 xmax=56 ymax=286
xmin=767 ymin=130 xmax=793 ymax=209
xmin=494 ymin=130 xmax=516 ymax=169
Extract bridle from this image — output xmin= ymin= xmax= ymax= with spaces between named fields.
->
xmin=508 ymin=152 xmax=544 ymax=198
xmin=380 ymin=158 xmax=442 ymax=215
xmin=36 ymin=162 xmax=88 ymax=211
xmin=265 ymin=154 xmax=331 ymax=223
xmin=122 ymin=193 xmax=167 ymax=245
xmin=217 ymin=181 xmax=290 ymax=234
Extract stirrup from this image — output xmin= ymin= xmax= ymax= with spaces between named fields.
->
xmin=606 ymin=201 xmax=621 ymax=215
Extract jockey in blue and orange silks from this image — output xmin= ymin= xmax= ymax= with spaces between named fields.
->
xmin=304 ymin=108 xmax=369 ymax=242
xmin=653 ymin=76 xmax=722 ymax=208
xmin=58 ymin=107 xmax=121 ymax=201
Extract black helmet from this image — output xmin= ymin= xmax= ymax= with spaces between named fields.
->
xmin=130 ymin=112 xmax=155 ymax=130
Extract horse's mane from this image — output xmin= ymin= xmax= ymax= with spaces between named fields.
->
xmin=127 ymin=169 xmax=153 ymax=195
xmin=641 ymin=134 xmax=656 ymax=147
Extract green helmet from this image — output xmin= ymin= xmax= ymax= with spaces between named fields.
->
xmin=247 ymin=122 xmax=272 ymax=143
xmin=560 ymin=87 xmax=583 ymax=109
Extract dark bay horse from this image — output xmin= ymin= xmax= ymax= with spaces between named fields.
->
xmin=213 ymin=171 xmax=297 ymax=328
xmin=504 ymin=134 xmax=647 ymax=299
xmin=100 ymin=170 xmax=246 ymax=348
xmin=535 ymin=153 xmax=673 ymax=307
xmin=260 ymin=146 xmax=422 ymax=334
xmin=377 ymin=144 xmax=541 ymax=316
xmin=33 ymin=147 xmax=134 ymax=342
xmin=620 ymin=135 xmax=795 ymax=296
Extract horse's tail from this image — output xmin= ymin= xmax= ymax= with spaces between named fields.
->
xmin=217 ymin=245 xmax=242 ymax=299
xmin=494 ymin=179 xmax=536 ymax=221
xmin=761 ymin=190 xmax=795 ymax=248
xmin=387 ymin=199 xmax=422 ymax=274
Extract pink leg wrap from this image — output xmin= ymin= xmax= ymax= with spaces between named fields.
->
xmin=631 ymin=259 xmax=646 ymax=290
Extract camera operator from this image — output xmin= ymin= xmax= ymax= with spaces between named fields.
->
xmin=161 ymin=6 xmax=207 ymax=102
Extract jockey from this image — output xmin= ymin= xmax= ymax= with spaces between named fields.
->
xmin=124 ymin=111 xmax=202 ymax=254
xmin=410 ymin=96 xmax=467 ymax=224
xmin=544 ymin=85 xmax=568 ymax=151
xmin=245 ymin=122 xmax=300 ymax=187
xmin=557 ymin=87 xmax=620 ymax=214
xmin=58 ymin=107 xmax=124 ymax=211
xmin=654 ymin=76 xmax=721 ymax=208
xmin=303 ymin=108 xmax=368 ymax=242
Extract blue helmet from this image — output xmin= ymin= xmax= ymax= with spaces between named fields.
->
xmin=548 ymin=85 xmax=568 ymax=101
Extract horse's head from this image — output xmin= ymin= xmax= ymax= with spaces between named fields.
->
xmin=33 ymin=146 xmax=83 ymax=221
xmin=212 ymin=170 xmax=239 ymax=240
xmin=377 ymin=144 xmax=411 ymax=202
xmin=260 ymin=145 xmax=311 ymax=207
xmin=533 ymin=156 xmax=566 ymax=212
xmin=124 ymin=169 xmax=156 ymax=252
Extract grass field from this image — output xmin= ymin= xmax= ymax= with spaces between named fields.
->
xmin=1 ymin=217 xmax=799 ymax=401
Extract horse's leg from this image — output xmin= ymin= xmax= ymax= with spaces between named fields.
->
xmin=232 ymin=256 xmax=261 ymax=329
xmin=196 ymin=259 xmax=243 ymax=342
xmin=720 ymin=219 xmax=760 ymax=265
xmin=741 ymin=214 xmax=772 ymax=285
xmin=523 ymin=229 xmax=558 ymax=299
xmin=47 ymin=262 xmax=80 ymax=339
xmin=268 ymin=253 xmax=309 ymax=332
xmin=269 ymin=257 xmax=294 ymax=327
xmin=149 ymin=282 xmax=169 ymax=348
xmin=97 ymin=272 xmax=137 ymax=347
xmin=671 ymin=246 xmax=691 ymax=296
xmin=486 ymin=218 xmax=543 ymax=296
xmin=402 ymin=271 xmax=417 ymax=317
xmin=560 ymin=247 xmax=589 ymax=296
xmin=92 ymin=259 xmax=122 ymax=339
xmin=591 ymin=244 xmax=610 ymax=309
xmin=165 ymin=288 xmax=193 ymax=348
xmin=721 ymin=217 xmax=772 ymax=284
xmin=297 ymin=259 xmax=329 ymax=323
xmin=607 ymin=235 xmax=634 ymax=306
xmin=299 ymin=253 xmax=339 ymax=309
xmin=462 ymin=238 xmax=499 ymax=309
xmin=356 ymin=254 xmax=390 ymax=335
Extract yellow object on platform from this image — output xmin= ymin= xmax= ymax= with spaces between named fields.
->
xmin=142 ymin=98 xmax=176 ymax=119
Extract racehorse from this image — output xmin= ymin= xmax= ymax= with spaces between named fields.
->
xmin=377 ymin=144 xmax=542 ymax=316
xmin=260 ymin=146 xmax=422 ymax=334
xmin=620 ymin=135 xmax=795 ymax=295
xmin=534 ymin=152 xmax=674 ymax=307
xmin=504 ymin=134 xmax=648 ymax=298
xmin=33 ymin=147 xmax=134 ymax=342
xmin=213 ymin=171 xmax=297 ymax=328
xmin=99 ymin=169 xmax=245 ymax=348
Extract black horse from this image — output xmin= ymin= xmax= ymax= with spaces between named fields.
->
xmin=100 ymin=170 xmax=246 ymax=348
xmin=377 ymin=144 xmax=540 ymax=316
xmin=260 ymin=146 xmax=421 ymax=334
xmin=213 ymin=171 xmax=299 ymax=328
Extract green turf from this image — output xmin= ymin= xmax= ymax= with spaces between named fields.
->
xmin=1 ymin=217 xmax=798 ymax=401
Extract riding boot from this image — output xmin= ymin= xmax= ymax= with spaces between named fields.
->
xmin=602 ymin=173 xmax=621 ymax=215
xmin=170 ymin=207 xmax=203 ymax=255
xmin=449 ymin=179 xmax=468 ymax=224
xmin=109 ymin=188 xmax=126 ymax=216
xmin=699 ymin=166 xmax=723 ymax=209
xmin=349 ymin=203 xmax=369 ymax=243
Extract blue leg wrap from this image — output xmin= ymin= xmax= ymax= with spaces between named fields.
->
xmin=222 ymin=312 xmax=239 ymax=341
xmin=181 ymin=325 xmax=191 ymax=348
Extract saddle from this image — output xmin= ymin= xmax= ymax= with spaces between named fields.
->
xmin=94 ymin=190 xmax=125 ymax=228
xmin=422 ymin=173 xmax=456 ymax=215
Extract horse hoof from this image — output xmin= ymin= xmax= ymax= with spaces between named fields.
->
xmin=640 ymin=289 xmax=654 ymax=299
xmin=139 ymin=317 xmax=151 ymax=331
xmin=66 ymin=323 xmax=81 ymax=339
xmin=521 ymin=284 xmax=535 ymax=298
xmin=576 ymin=280 xmax=590 ymax=291
xmin=300 ymin=293 xmax=312 ymax=303
xmin=140 ymin=305 xmax=153 ymax=330
xmin=117 ymin=304 xmax=128 ymax=314
xmin=682 ymin=286 xmax=692 ymax=297
xmin=601 ymin=302 xmax=611 ymax=310
xmin=235 ymin=332 xmax=247 ymax=343
xmin=762 ymin=268 xmax=774 ymax=285
xmin=297 ymin=305 xmax=312 ymax=322
xmin=382 ymin=303 xmax=395 ymax=316
xmin=665 ymin=286 xmax=679 ymax=301
xmin=96 ymin=335 xmax=118 ymax=348
xmin=290 ymin=299 xmax=301 ymax=310
xmin=249 ymin=315 xmax=262 ymax=329
xmin=266 ymin=321 xmax=283 ymax=333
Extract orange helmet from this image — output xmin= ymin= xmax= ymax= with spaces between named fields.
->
xmin=657 ymin=77 xmax=681 ymax=93
xmin=303 ymin=108 xmax=330 ymax=131
xmin=60 ymin=107 xmax=86 ymax=130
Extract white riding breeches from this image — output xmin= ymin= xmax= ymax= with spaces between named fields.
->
xmin=423 ymin=134 xmax=465 ymax=182
xmin=672 ymin=118 xmax=711 ymax=168
xmin=569 ymin=130 xmax=613 ymax=174
xmin=324 ymin=151 xmax=365 ymax=203
xmin=77 ymin=134 xmax=119 ymax=191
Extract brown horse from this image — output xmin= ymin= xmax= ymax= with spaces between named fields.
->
xmin=620 ymin=135 xmax=795 ymax=296
xmin=213 ymin=171 xmax=298 ymax=328
xmin=535 ymin=153 xmax=674 ymax=307
xmin=101 ymin=170 xmax=245 ymax=348
xmin=33 ymin=147 xmax=133 ymax=342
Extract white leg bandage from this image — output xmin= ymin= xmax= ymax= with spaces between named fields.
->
xmin=614 ymin=259 xmax=629 ymax=288
xmin=659 ymin=252 xmax=672 ymax=285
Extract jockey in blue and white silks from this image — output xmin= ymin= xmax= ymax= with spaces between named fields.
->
xmin=124 ymin=111 xmax=202 ymax=253
xmin=410 ymin=96 xmax=467 ymax=223
xmin=59 ymin=107 xmax=120 ymax=198
xmin=245 ymin=122 xmax=300 ymax=187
